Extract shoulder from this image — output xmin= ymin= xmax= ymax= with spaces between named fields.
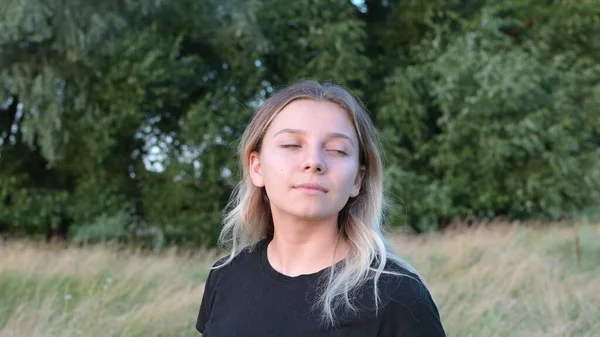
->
xmin=376 ymin=260 xmax=446 ymax=336
xmin=378 ymin=260 xmax=429 ymax=303
xmin=204 ymin=240 xmax=266 ymax=285
xmin=197 ymin=242 xmax=264 ymax=334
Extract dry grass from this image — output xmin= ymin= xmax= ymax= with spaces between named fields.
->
xmin=1 ymin=221 xmax=599 ymax=337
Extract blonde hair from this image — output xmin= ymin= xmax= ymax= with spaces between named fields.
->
xmin=216 ymin=80 xmax=419 ymax=326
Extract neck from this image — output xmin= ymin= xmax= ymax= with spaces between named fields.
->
xmin=267 ymin=213 xmax=348 ymax=277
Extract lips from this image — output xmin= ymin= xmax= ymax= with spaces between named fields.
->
xmin=294 ymin=183 xmax=328 ymax=193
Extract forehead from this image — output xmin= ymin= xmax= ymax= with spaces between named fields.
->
xmin=265 ymin=99 xmax=358 ymax=139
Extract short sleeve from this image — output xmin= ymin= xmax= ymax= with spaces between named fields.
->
xmin=196 ymin=266 xmax=218 ymax=334
xmin=377 ymin=275 xmax=446 ymax=337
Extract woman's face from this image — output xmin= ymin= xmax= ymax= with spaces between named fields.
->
xmin=249 ymin=99 xmax=364 ymax=222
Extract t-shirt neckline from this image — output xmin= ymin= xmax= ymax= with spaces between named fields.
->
xmin=258 ymin=239 xmax=341 ymax=284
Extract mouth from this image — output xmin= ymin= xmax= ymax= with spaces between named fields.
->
xmin=294 ymin=183 xmax=328 ymax=194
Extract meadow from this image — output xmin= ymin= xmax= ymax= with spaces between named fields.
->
xmin=1 ymin=220 xmax=599 ymax=337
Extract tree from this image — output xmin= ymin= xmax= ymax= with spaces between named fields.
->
xmin=377 ymin=0 xmax=600 ymax=231
xmin=1 ymin=0 xmax=599 ymax=244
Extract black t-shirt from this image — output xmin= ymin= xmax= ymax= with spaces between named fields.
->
xmin=196 ymin=239 xmax=446 ymax=336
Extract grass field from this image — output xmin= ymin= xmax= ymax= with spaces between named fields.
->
xmin=1 ymin=221 xmax=599 ymax=337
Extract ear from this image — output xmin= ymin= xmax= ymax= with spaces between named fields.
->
xmin=350 ymin=165 xmax=366 ymax=197
xmin=249 ymin=151 xmax=265 ymax=187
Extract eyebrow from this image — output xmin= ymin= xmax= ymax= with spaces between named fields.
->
xmin=272 ymin=128 xmax=355 ymax=147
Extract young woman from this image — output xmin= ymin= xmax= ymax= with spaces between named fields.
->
xmin=196 ymin=80 xmax=446 ymax=336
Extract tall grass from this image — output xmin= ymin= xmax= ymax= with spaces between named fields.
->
xmin=1 ymin=221 xmax=598 ymax=337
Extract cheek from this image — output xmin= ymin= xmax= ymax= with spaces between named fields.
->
xmin=337 ymin=164 xmax=359 ymax=188
xmin=262 ymin=153 xmax=293 ymax=182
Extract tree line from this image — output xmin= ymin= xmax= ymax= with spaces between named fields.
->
xmin=1 ymin=0 xmax=599 ymax=247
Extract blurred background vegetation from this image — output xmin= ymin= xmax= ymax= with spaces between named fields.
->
xmin=1 ymin=0 xmax=599 ymax=248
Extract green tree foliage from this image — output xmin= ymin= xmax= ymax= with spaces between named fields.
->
xmin=1 ymin=0 xmax=599 ymax=244
xmin=378 ymin=1 xmax=600 ymax=231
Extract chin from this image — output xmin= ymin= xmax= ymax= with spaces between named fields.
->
xmin=271 ymin=201 xmax=342 ymax=221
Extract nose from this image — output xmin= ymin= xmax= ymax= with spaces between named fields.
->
xmin=302 ymin=148 xmax=326 ymax=174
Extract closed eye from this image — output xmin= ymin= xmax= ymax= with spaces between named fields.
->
xmin=281 ymin=144 xmax=300 ymax=148
xmin=328 ymin=149 xmax=348 ymax=156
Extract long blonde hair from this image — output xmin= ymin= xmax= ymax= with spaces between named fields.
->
xmin=216 ymin=80 xmax=419 ymax=326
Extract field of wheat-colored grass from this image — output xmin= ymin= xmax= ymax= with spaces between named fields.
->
xmin=1 ymin=221 xmax=599 ymax=337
